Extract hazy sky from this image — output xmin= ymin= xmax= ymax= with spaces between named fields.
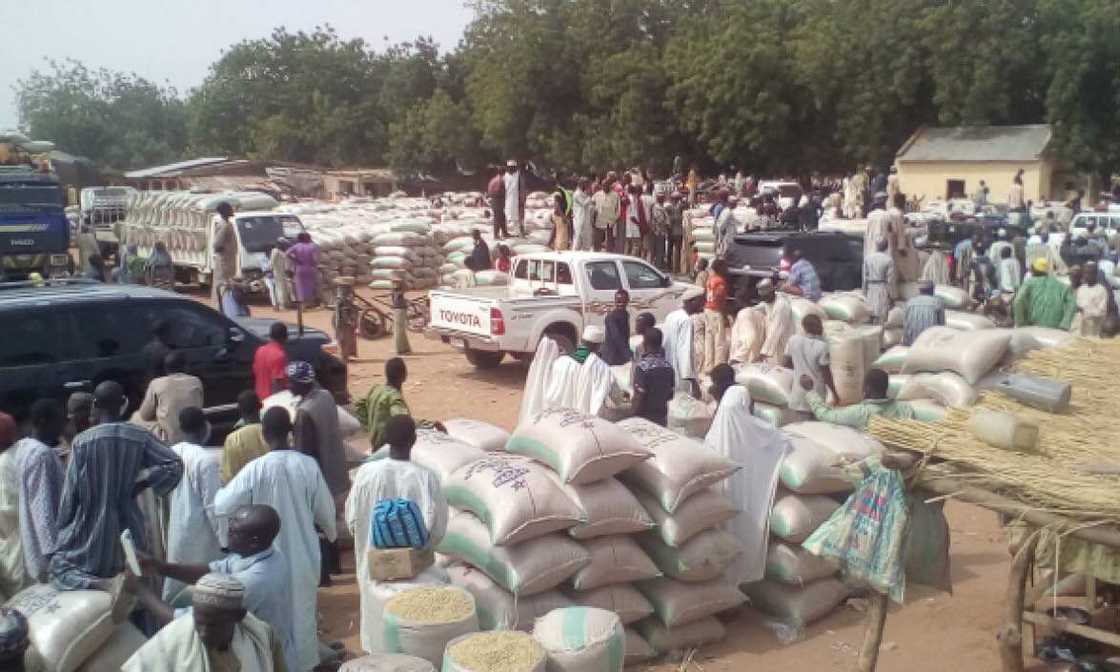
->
xmin=1 ymin=0 xmax=474 ymax=129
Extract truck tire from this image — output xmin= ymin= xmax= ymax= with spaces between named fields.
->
xmin=465 ymin=349 xmax=505 ymax=370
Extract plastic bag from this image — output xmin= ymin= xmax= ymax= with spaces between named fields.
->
xmin=802 ymin=458 xmax=909 ymax=603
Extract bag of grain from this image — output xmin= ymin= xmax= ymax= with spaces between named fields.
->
xmin=623 ymin=628 xmax=657 ymax=665
xmin=616 ymin=418 xmax=739 ymax=513
xmin=635 ymin=577 xmax=746 ymax=627
xmin=507 ymin=408 xmax=650 ymax=484
xmin=666 ymin=393 xmax=715 ymax=439
xmin=819 ymin=293 xmax=870 ymax=324
xmin=790 ymin=298 xmax=829 ymax=333
xmin=372 ymin=431 xmax=486 ymax=482
xmin=778 ymin=435 xmax=855 ymax=495
xmin=447 ymin=564 xmax=572 ymax=631
xmin=7 ymin=584 xmax=117 ymax=672
xmin=828 ymin=332 xmax=866 ymax=406
xmin=896 ymin=372 xmax=978 ymax=408
xmin=634 ymin=616 xmax=725 ymax=654
xmin=557 ymin=477 xmax=655 ymax=540
xmin=734 ymin=364 xmax=795 ymax=407
xmin=443 ymin=419 xmax=510 ymax=452
xmin=75 ymin=623 xmax=147 ymax=672
xmin=945 ymin=310 xmax=995 ymax=331
xmin=437 ymin=513 xmax=590 ymax=596
xmin=638 ymin=529 xmax=742 ymax=583
xmin=883 ymin=328 xmax=903 ymax=349
xmin=769 ymin=494 xmax=841 ymax=543
xmin=444 ymin=455 xmax=583 ymax=545
xmin=753 ymin=403 xmax=803 ymax=428
xmin=363 ymin=566 xmax=451 ymax=652
xmin=783 ymin=422 xmax=884 ymax=461
xmin=745 ymin=578 xmax=849 ymax=627
xmin=563 ymin=585 xmax=653 ymax=625
xmin=902 ymin=326 xmax=1010 ymax=384
xmin=570 ymin=536 xmax=661 ymax=590
xmin=632 ymin=488 xmax=735 ymax=548
xmin=934 ymin=285 xmax=969 ymax=309
xmin=339 ymin=654 xmax=436 ymax=672
xmin=884 ymin=306 xmax=904 ymax=329
xmin=907 ymin=399 xmax=948 ymax=422
xmin=1007 ymin=326 xmax=1076 ymax=359
xmin=443 ymin=631 xmax=546 ymax=672
xmin=383 ymin=587 xmax=479 ymax=666
xmin=533 ymin=607 xmax=624 ymax=672
xmin=873 ymin=346 xmax=909 ymax=374
xmin=765 ymin=541 xmax=840 ymax=585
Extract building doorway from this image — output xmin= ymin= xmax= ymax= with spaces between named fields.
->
xmin=947 ymin=179 xmax=965 ymax=199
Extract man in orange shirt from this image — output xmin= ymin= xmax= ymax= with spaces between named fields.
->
xmin=703 ymin=259 xmax=731 ymax=372
xmin=252 ymin=322 xmax=289 ymax=402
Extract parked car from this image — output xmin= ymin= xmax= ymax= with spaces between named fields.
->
xmin=721 ymin=230 xmax=863 ymax=302
xmin=427 ymin=251 xmax=692 ymax=368
xmin=0 ymin=279 xmax=347 ymax=433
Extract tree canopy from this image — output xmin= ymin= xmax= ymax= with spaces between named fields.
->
xmin=13 ymin=1 xmax=1120 ymax=181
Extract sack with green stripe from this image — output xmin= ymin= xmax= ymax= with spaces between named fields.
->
xmin=381 ymin=586 xmax=478 ymax=666
xmin=532 ymin=607 xmax=625 ymax=672
xmin=507 ymin=408 xmax=651 ymax=484
xmin=444 ymin=454 xmax=583 ymax=546
xmin=447 ymin=564 xmax=572 ymax=631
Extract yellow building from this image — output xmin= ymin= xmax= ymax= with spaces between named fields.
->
xmin=895 ymin=124 xmax=1065 ymax=205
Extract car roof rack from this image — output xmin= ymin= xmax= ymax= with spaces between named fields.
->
xmin=0 ymin=277 xmax=100 ymax=291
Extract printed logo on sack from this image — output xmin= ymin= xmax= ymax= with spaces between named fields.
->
xmin=439 ymin=310 xmax=482 ymax=329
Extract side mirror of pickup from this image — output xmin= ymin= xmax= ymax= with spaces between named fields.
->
xmin=660 ymin=274 xmax=672 ymax=288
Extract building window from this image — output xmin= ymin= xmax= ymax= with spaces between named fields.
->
xmin=946 ymin=179 xmax=965 ymax=199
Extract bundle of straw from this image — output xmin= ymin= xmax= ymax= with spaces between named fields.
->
xmin=870 ymin=338 xmax=1120 ymax=522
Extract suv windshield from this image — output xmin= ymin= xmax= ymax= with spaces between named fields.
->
xmin=237 ymin=215 xmax=304 ymax=253
xmin=0 ymin=184 xmax=65 ymax=208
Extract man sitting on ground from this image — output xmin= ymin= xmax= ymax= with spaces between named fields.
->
xmin=800 ymin=368 xmax=915 ymax=430
xmin=123 ymin=573 xmax=286 ymax=672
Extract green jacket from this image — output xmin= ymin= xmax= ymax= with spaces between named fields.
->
xmin=1013 ymin=275 xmax=1076 ymax=330
xmin=366 ymin=384 xmax=410 ymax=450
xmin=806 ymin=392 xmax=915 ymax=430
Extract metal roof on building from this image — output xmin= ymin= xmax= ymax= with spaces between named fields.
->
xmin=123 ymin=157 xmax=228 ymax=179
xmin=896 ymin=124 xmax=1052 ymax=163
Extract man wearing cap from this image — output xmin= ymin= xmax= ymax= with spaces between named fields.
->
xmin=288 ymin=361 xmax=349 ymax=499
xmin=715 ymin=195 xmax=739 ymax=256
xmin=864 ymin=192 xmax=893 ymax=263
xmin=123 ymin=573 xmax=286 ymax=672
xmin=888 ymin=193 xmax=918 ymax=284
xmin=1014 ymin=258 xmax=1076 ymax=330
xmin=663 ymin=288 xmax=706 ymax=398
xmin=163 ymin=407 xmax=224 ymax=603
xmin=666 ymin=191 xmax=686 ymax=272
xmin=903 ymin=281 xmax=945 ymax=346
xmin=863 ymin=238 xmax=896 ymax=324
xmin=571 ymin=177 xmax=594 ymax=251
xmin=756 ymin=279 xmax=794 ymax=363
xmin=503 ymin=160 xmax=526 ymax=237
xmin=544 ymin=325 xmax=623 ymax=416
xmin=215 ymin=408 xmax=335 ymax=671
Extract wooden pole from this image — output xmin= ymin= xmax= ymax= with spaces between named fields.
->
xmin=857 ymin=593 xmax=890 ymax=672
xmin=999 ymin=532 xmax=1038 ymax=672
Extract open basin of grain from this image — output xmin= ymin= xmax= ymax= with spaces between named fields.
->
xmin=385 ymin=586 xmax=474 ymax=623
xmin=443 ymin=631 xmax=546 ymax=672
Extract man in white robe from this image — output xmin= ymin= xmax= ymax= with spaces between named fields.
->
xmin=544 ymin=326 xmax=622 ymax=416
xmin=888 ymin=193 xmax=919 ymax=283
xmin=729 ymin=304 xmax=766 ymax=365
xmin=215 ymin=407 xmax=336 ymax=672
xmin=704 ymin=385 xmax=790 ymax=585
xmin=163 ymin=407 xmax=224 ymax=603
xmin=863 ymin=238 xmax=896 ymax=323
xmin=571 ymin=179 xmax=594 ymax=252
xmin=863 ymin=193 xmax=893 ymax=265
xmin=519 ymin=336 xmax=560 ymax=423
xmin=757 ymin=280 xmax=794 ymax=363
xmin=346 ymin=415 xmax=448 ymax=654
xmin=502 ymin=160 xmax=524 ymax=237
xmin=920 ymin=249 xmax=951 ymax=285
xmin=123 ymin=573 xmax=286 ymax=672
xmin=1075 ymin=262 xmax=1110 ymax=337
xmin=662 ymin=288 xmax=707 ymax=397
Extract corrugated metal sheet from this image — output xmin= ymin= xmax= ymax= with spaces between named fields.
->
xmin=897 ymin=125 xmax=1052 ymax=162
xmin=124 ymin=156 xmax=228 ymax=179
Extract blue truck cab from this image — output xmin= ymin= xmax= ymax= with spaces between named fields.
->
xmin=0 ymin=167 xmax=71 ymax=280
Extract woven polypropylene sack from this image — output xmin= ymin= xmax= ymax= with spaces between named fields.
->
xmin=902 ymin=326 xmax=1011 ymax=384
xmin=634 ymin=616 xmax=726 ymax=653
xmin=339 ymin=653 xmax=435 ymax=672
xmin=783 ymin=422 xmax=884 ymax=461
xmin=635 ymin=577 xmax=746 ymax=627
xmin=363 ymin=566 xmax=450 ymax=653
xmin=873 ymin=346 xmax=909 ymax=374
xmin=745 ymin=578 xmax=849 ymax=627
xmin=443 ymin=419 xmax=510 ymax=452
xmin=945 ymin=310 xmax=996 ymax=331
xmin=447 ymin=564 xmax=572 ymax=631
xmin=632 ymin=488 xmax=735 ymax=548
xmin=442 ymin=631 xmax=546 ymax=672
xmin=403 ymin=430 xmax=486 ymax=483
xmin=734 ymin=364 xmax=794 ymax=407
xmin=74 ymin=623 xmax=146 ymax=672
xmin=558 ymin=477 xmax=655 ymax=540
xmin=765 ymin=540 xmax=839 ymax=585
xmin=562 ymin=584 xmax=653 ymax=626
xmin=769 ymin=493 xmax=841 ymax=543
xmin=6 ymin=584 xmax=116 ymax=672
xmin=753 ymin=402 xmax=803 ymax=428
xmin=779 ymin=434 xmax=866 ymax=495
xmin=437 ymin=512 xmax=590 ymax=596
xmin=383 ymin=587 xmax=479 ymax=666
xmin=1007 ymin=326 xmax=1076 ymax=359
xmin=616 ymin=418 xmax=739 ymax=513
xmin=819 ymin=293 xmax=870 ymax=324
xmin=638 ymin=529 xmax=742 ymax=583
xmin=933 ymin=285 xmax=969 ymax=309
xmin=666 ymin=393 xmax=714 ymax=439
xmin=896 ymin=372 xmax=978 ymax=408
xmin=507 ymin=408 xmax=651 ymax=484
xmin=623 ymin=628 xmax=657 ymax=665
xmin=828 ymin=332 xmax=867 ymax=406
xmin=569 ymin=536 xmax=661 ymax=591
xmin=533 ymin=607 xmax=624 ymax=672
xmin=444 ymin=454 xmax=582 ymax=546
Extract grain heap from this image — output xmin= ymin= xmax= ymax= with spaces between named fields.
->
xmin=382 ymin=587 xmax=479 ymax=666
xmin=610 ymin=417 xmax=746 ymax=654
xmin=443 ymin=631 xmax=546 ymax=672
xmin=122 ymin=190 xmax=280 ymax=261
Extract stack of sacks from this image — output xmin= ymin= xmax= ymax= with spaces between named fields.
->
xmin=883 ymin=306 xmax=905 ymax=347
xmin=790 ymin=298 xmax=829 ymax=335
xmin=369 ymin=227 xmax=443 ymax=291
xmin=439 ymin=408 xmax=654 ymax=643
xmin=684 ymin=208 xmax=716 ymax=264
xmin=746 ymin=421 xmax=879 ymax=631
xmin=501 ymin=409 xmax=662 ymax=657
xmin=821 ymin=320 xmax=884 ymax=406
xmin=734 ymin=364 xmax=812 ymax=427
xmin=818 ymin=292 xmax=870 ymax=325
xmin=613 ymin=417 xmax=746 ymax=655
xmin=899 ymin=282 xmax=970 ymax=310
xmin=895 ymin=326 xmax=1011 ymax=409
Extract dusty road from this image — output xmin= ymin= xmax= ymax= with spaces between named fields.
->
xmin=221 ymin=292 xmax=1025 ymax=671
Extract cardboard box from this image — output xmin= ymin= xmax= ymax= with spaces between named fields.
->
xmin=367 ymin=546 xmax=434 ymax=581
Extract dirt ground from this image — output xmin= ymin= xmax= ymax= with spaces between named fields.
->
xmin=212 ymin=291 xmax=1036 ymax=671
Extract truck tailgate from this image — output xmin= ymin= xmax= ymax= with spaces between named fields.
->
xmin=428 ymin=291 xmax=495 ymax=337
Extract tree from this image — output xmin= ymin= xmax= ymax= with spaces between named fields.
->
xmin=387 ymin=89 xmax=481 ymax=174
xmin=15 ymin=59 xmax=186 ymax=169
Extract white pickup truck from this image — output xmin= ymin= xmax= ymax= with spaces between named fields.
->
xmin=428 ymin=251 xmax=694 ymax=368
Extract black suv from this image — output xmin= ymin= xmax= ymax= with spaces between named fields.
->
xmin=722 ymin=230 xmax=863 ymax=302
xmin=0 ymin=280 xmax=347 ymax=431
